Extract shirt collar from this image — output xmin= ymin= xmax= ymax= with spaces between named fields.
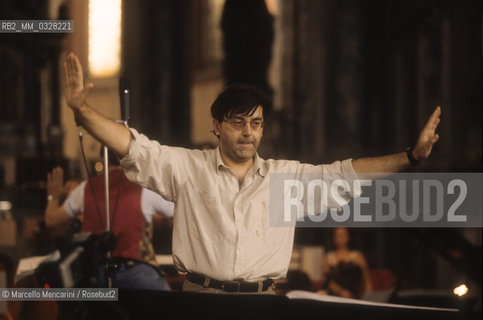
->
xmin=214 ymin=146 xmax=228 ymax=174
xmin=253 ymin=153 xmax=267 ymax=177
xmin=214 ymin=146 xmax=267 ymax=177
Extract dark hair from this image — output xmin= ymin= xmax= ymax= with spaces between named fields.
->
xmin=210 ymin=83 xmax=272 ymax=123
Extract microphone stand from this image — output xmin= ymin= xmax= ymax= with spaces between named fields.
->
xmin=104 ymin=78 xmax=131 ymax=288
xmin=104 ymin=145 xmax=112 ymax=288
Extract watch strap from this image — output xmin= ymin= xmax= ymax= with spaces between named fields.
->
xmin=406 ymin=147 xmax=420 ymax=166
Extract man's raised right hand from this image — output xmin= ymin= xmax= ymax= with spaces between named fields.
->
xmin=63 ymin=52 xmax=94 ymax=109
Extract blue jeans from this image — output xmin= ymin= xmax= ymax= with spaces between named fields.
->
xmin=97 ymin=262 xmax=171 ymax=291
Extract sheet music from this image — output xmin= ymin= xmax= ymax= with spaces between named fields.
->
xmin=286 ymin=290 xmax=459 ymax=312
xmin=15 ymin=251 xmax=61 ymax=282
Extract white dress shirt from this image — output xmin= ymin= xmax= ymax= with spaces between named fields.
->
xmin=120 ymin=128 xmax=360 ymax=282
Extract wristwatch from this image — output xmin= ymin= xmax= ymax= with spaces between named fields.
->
xmin=406 ymin=147 xmax=420 ymax=166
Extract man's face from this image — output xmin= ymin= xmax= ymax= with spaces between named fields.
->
xmin=213 ymin=106 xmax=264 ymax=164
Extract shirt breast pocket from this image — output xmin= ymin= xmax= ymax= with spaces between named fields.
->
xmin=196 ymin=188 xmax=217 ymax=209
xmin=191 ymin=187 xmax=228 ymax=242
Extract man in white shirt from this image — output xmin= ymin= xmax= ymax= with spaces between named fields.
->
xmin=45 ymin=158 xmax=174 ymax=290
xmin=62 ymin=53 xmax=440 ymax=294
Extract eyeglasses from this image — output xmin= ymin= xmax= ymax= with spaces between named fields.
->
xmin=224 ymin=119 xmax=264 ymax=130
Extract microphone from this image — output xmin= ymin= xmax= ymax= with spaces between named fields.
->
xmin=74 ymin=115 xmax=81 ymax=127
xmin=74 ymin=115 xmax=83 ymax=137
xmin=119 ymin=77 xmax=130 ymax=124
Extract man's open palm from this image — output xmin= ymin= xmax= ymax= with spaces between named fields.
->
xmin=414 ymin=106 xmax=441 ymax=161
xmin=63 ymin=52 xmax=93 ymax=109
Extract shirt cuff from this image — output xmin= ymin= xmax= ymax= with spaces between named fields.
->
xmin=119 ymin=127 xmax=145 ymax=167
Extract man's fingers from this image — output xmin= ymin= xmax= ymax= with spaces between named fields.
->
xmin=52 ymin=167 xmax=62 ymax=181
xmin=423 ymin=106 xmax=441 ymax=132
xmin=63 ymin=62 xmax=71 ymax=87
xmin=64 ymin=61 xmax=75 ymax=89
xmin=85 ymin=83 xmax=94 ymax=92
xmin=66 ymin=54 xmax=74 ymax=78
xmin=72 ymin=54 xmax=83 ymax=78
xmin=414 ymin=107 xmax=441 ymax=160
xmin=66 ymin=53 xmax=79 ymax=82
xmin=66 ymin=61 xmax=75 ymax=84
xmin=431 ymin=116 xmax=441 ymax=130
xmin=82 ymin=83 xmax=94 ymax=96
xmin=430 ymin=106 xmax=441 ymax=122
xmin=432 ymin=134 xmax=440 ymax=143
xmin=428 ymin=107 xmax=441 ymax=124
xmin=54 ymin=167 xmax=63 ymax=180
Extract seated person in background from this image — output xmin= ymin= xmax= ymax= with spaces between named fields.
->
xmin=46 ymin=176 xmax=81 ymax=241
xmin=320 ymin=227 xmax=372 ymax=299
xmin=44 ymin=151 xmax=174 ymax=291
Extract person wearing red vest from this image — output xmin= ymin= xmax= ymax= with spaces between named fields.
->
xmin=45 ymin=161 xmax=174 ymax=291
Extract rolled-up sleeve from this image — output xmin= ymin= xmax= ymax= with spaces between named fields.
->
xmin=339 ymin=159 xmax=362 ymax=198
xmin=290 ymin=158 xmax=361 ymax=212
xmin=63 ymin=181 xmax=86 ymax=218
xmin=322 ymin=159 xmax=361 ymax=210
xmin=120 ymin=128 xmax=179 ymax=202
